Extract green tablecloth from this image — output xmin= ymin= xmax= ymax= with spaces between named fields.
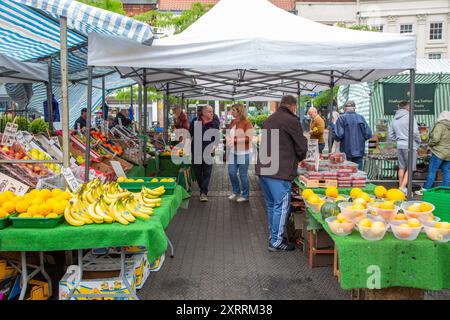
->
xmin=0 ymin=186 xmax=189 ymax=263
xmin=145 ymin=156 xmax=159 ymax=176
xmin=126 ymin=165 xmax=145 ymax=178
xmin=307 ymin=208 xmax=450 ymax=291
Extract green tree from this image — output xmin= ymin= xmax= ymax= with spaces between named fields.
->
xmin=114 ymin=87 xmax=162 ymax=101
xmin=336 ymin=22 xmax=381 ymax=32
xmin=134 ymin=2 xmax=213 ymax=35
xmin=77 ymin=0 xmax=125 ymax=15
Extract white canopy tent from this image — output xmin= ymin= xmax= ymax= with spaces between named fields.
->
xmin=89 ymin=0 xmax=416 ymax=99
xmin=87 ymin=0 xmax=418 ymax=198
xmin=0 ymin=53 xmax=48 ymax=83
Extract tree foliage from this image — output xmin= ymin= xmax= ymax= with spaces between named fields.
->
xmin=77 ymin=0 xmax=125 ymax=15
xmin=336 ymin=22 xmax=381 ymax=32
xmin=134 ymin=2 xmax=213 ymax=35
xmin=114 ymin=87 xmax=162 ymax=102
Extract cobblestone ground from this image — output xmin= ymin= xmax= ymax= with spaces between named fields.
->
xmin=139 ymin=164 xmax=450 ymax=300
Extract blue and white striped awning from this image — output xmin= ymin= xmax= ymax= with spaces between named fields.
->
xmin=0 ymin=0 xmax=153 ymax=125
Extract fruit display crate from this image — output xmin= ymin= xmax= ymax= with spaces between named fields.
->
xmin=9 ymin=214 xmax=64 ymax=228
xmin=422 ymin=187 xmax=450 ymax=222
xmin=119 ymin=177 xmax=177 ymax=195
xmin=299 ymin=175 xmax=338 ymax=188
xmin=0 ymin=214 xmax=15 ymax=230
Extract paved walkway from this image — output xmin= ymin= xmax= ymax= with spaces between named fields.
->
xmin=138 ymin=164 xmax=449 ymax=300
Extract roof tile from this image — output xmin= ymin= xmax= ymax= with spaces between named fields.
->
xmin=158 ymin=0 xmax=295 ymax=11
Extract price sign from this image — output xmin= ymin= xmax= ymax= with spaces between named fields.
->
xmin=0 ymin=172 xmax=29 ymax=195
xmin=1 ymin=122 xmax=18 ymax=146
xmin=16 ymin=131 xmax=31 ymax=151
xmin=61 ymin=166 xmax=82 ymax=192
xmin=110 ymin=161 xmax=126 ymax=178
xmin=306 ymin=139 xmax=320 ymax=171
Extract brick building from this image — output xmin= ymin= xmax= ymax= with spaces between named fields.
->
xmin=121 ymin=0 xmax=157 ymax=17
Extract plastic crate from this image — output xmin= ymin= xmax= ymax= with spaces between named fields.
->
xmin=422 ymin=187 xmax=450 ymax=222
xmin=10 ymin=214 xmax=64 ymax=228
xmin=119 ymin=177 xmax=177 ymax=195
xmin=0 ymin=214 xmax=15 ymax=230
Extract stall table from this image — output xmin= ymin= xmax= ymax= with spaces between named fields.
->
xmin=307 ymin=208 xmax=450 ymax=291
xmin=0 ymin=186 xmax=190 ymax=300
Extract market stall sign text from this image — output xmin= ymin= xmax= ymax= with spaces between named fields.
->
xmin=383 ymin=83 xmax=435 ymax=115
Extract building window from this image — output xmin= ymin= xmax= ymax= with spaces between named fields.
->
xmin=429 ymin=22 xmax=443 ymax=40
xmin=371 ymin=25 xmax=384 ymax=32
xmin=400 ymin=24 xmax=413 ymax=34
xmin=428 ymin=53 xmax=442 ymax=59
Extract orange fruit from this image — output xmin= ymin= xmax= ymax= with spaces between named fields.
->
xmin=51 ymin=188 xmax=63 ymax=197
xmin=0 ymin=208 xmax=9 ymax=218
xmin=27 ymin=205 xmax=40 ymax=216
xmin=39 ymin=189 xmax=52 ymax=200
xmin=38 ymin=203 xmax=52 ymax=216
xmin=52 ymin=201 xmax=66 ymax=215
xmin=3 ymin=190 xmax=15 ymax=200
xmin=0 ymin=193 xmax=9 ymax=205
xmin=2 ymin=201 xmax=16 ymax=214
xmin=15 ymin=201 xmax=30 ymax=213
xmin=31 ymin=197 xmax=44 ymax=206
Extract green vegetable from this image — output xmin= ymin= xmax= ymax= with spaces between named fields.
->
xmin=28 ymin=118 xmax=49 ymax=134
xmin=320 ymin=202 xmax=340 ymax=219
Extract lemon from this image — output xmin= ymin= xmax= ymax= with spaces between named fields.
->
xmin=352 ymin=203 xmax=366 ymax=210
xmin=3 ymin=190 xmax=15 ymax=200
xmin=385 ymin=189 xmax=406 ymax=202
xmin=359 ymin=192 xmax=373 ymax=203
xmin=374 ymin=186 xmax=387 ymax=198
xmin=379 ymin=201 xmax=395 ymax=210
xmin=2 ymin=201 xmax=16 ymax=214
xmin=18 ymin=213 xmax=31 ymax=218
xmin=435 ymin=222 xmax=450 ymax=229
xmin=151 ymin=178 xmax=159 ymax=183
xmin=353 ymin=198 xmax=367 ymax=207
xmin=38 ymin=203 xmax=52 ymax=216
xmin=33 ymin=214 xmax=44 ymax=218
xmin=52 ymin=201 xmax=67 ymax=215
xmin=0 ymin=193 xmax=9 ymax=205
xmin=350 ymin=188 xmax=363 ymax=198
xmin=15 ymin=200 xmax=30 ymax=213
xmin=39 ymin=189 xmax=52 ymax=200
xmin=307 ymin=194 xmax=321 ymax=204
xmin=419 ymin=202 xmax=433 ymax=212
xmin=51 ymin=188 xmax=63 ymax=197
xmin=31 ymin=197 xmax=44 ymax=206
xmin=46 ymin=213 xmax=59 ymax=218
xmin=394 ymin=213 xmax=407 ymax=221
xmin=27 ymin=205 xmax=40 ymax=216
xmin=407 ymin=218 xmax=422 ymax=228
xmin=325 ymin=186 xmax=339 ymax=198
xmin=117 ymin=176 xmax=126 ymax=182
xmin=302 ymin=189 xmax=314 ymax=199
xmin=358 ymin=218 xmax=372 ymax=228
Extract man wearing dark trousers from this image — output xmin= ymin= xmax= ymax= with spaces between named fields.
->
xmin=189 ymin=105 xmax=220 ymax=202
xmin=256 ymin=95 xmax=308 ymax=252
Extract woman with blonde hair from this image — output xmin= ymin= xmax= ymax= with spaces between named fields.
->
xmin=226 ymin=104 xmax=254 ymax=202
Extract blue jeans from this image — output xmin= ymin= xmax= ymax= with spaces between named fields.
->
xmin=424 ymin=154 xmax=450 ymax=189
xmin=348 ymin=156 xmax=364 ymax=171
xmin=319 ymin=143 xmax=325 ymax=154
xmin=259 ymin=176 xmax=292 ymax=248
xmin=228 ymin=153 xmax=251 ymax=199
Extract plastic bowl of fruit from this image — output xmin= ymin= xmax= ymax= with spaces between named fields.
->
xmin=367 ymin=201 xmax=400 ymax=222
xmin=304 ymin=195 xmax=327 ymax=212
xmin=325 ymin=195 xmax=350 ymax=203
xmin=338 ymin=202 xmax=368 ymax=222
xmin=401 ymin=201 xmax=434 ymax=220
xmin=423 ymin=221 xmax=450 ymax=243
xmin=357 ymin=217 xmax=389 ymax=241
xmin=389 ymin=219 xmax=422 ymax=241
xmin=325 ymin=216 xmax=354 ymax=236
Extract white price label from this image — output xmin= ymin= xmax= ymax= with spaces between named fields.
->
xmin=16 ymin=131 xmax=31 ymax=151
xmin=1 ymin=122 xmax=18 ymax=146
xmin=62 ymin=167 xmax=81 ymax=192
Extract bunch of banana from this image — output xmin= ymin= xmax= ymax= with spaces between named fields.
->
xmin=108 ymin=198 xmax=136 ymax=225
xmin=81 ymin=180 xmax=104 ymax=205
xmin=124 ymin=194 xmax=154 ymax=219
xmin=87 ymin=197 xmax=114 ymax=223
xmin=64 ymin=196 xmax=95 ymax=226
xmin=102 ymin=183 xmax=132 ymax=205
xmin=141 ymin=185 xmax=165 ymax=198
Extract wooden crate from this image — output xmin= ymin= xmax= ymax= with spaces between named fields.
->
xmin=299 ymin=175 xmax=338 ymax=188
xmin=352 ymin=287 xmax=424 ymax=300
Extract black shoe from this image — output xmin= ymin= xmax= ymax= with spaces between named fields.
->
xmin=268 ymin=242 xmax=296 ymax=252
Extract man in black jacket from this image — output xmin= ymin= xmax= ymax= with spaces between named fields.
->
xmin=256 ymin=95 xmax=308 ymax=251
xmin=189 ymin=105 xmax=220 ymax=202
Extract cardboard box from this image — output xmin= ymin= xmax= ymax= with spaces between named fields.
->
xmin=293 ymin=212 xmax=306 ymax=230
xmin=59 ymin=253 xmax=152 ymax=300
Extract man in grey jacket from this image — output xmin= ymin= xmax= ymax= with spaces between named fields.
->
xmin=388 ymin=101 xmax=421 ymax=194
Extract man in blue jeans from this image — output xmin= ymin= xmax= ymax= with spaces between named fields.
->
xmin=333 ymin=101 xmax=372 ymax=171
xmin=256 ymin=95 xmax=308 ymax=252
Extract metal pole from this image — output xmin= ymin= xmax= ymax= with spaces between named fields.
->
xmin=101 ymin=76 xmax=106 ymax=120
xmin=297 ymin=81 xmax=303 ymax=120
xmin=328 ymin=72 xmax=335 ymax=153
xmin=138 ymin=85 xmax=143 ymax=134
xmin=60 ymin=16 xmax=70 ymax=170
xmin=143 ymin=70 xmax=148 ymax=165
xmin=47 ymin=59 xmax=53 ymax=132
xmin=164 ymin=83 xmax=169 ymax=131
xmin=407 ymin=69 xmax=415 ymax=200
xmin=85 ymin=66 xmax=93 ymax=182
xmin=181 ymin=93 xmax=185 ymax=113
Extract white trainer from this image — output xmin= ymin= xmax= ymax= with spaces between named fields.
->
xmin=228 ymin=194 xmax=239 ymax=201
xmin=236 ymin=196 xmax=249 ymax=202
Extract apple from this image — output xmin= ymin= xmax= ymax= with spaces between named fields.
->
xmin=33 ymin=166 xmax=41 ymax=173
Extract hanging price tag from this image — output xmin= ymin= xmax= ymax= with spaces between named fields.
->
xmin=61 ymin=166 xmax=82 ymax=192
xmin=16 ymin=131 xmax=31 ymax=151
xmin=1 ymin=122 xmax=18 ymax=146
